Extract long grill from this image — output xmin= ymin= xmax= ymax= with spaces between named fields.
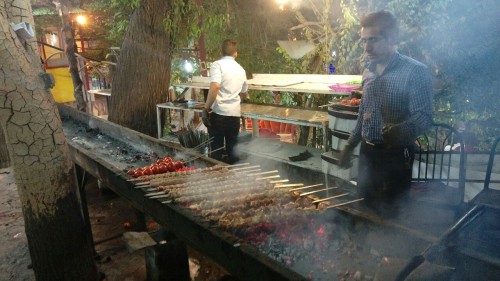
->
xmin=59 ymin=105 xmax=500 ymax=281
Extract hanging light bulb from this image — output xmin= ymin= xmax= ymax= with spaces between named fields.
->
xmin=183 ymin=60 xmax=194 ymax=73
xmin=76 ymin=15 xmax=87 ymax=25
xmin=276 ymin=0 xmax=289 ymax=10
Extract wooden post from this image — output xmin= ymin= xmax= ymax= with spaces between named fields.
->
xmin=251 ymin=118 xmax=259 ymax=137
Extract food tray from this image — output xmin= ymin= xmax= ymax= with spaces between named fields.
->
xmin=329 ymin=103 xmax=359 ymax=112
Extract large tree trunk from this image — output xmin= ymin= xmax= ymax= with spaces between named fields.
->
xmin=0 ymin=2 xmax=98 ymax=280
xmin=108 ymin=0 xmax=172 ymax=137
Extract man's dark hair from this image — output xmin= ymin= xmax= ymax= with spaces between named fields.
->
xmin=360 ymin=10 xmax=399 ymax=41
xmin=222 ymin=39 xmax=238 ymax=56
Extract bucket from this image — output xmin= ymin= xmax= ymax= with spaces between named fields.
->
xmin=145 ymin=230 xmax=190 ymax=281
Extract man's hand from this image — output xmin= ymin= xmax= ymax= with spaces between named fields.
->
xmin=382 ymin=124 xmax=402 ymax=147
xmin=202 ymin=109 xmax=212 ymax=128
xmin=338 ymin=144 xmax=355 ymax=169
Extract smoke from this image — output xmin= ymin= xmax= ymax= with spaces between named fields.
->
xmin=276 ymin=0 xmax=321 ymax=12
xmin=289 ymin=0 xmax=307 ymax=10
xmin=371 ymin=0 xmax=499 ymax=149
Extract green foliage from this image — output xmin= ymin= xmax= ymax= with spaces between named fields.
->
xmin=85 ymin=0 xmax=137 ymax=45
xmin=332 ymin=0 xmax=364 ymax=74
xmin=249 ymin=91 xmax=275 ymax=105
xmin=33 ymin=14 xmax=62 ymax=38
xmin=275 ymin=47 xmax=304 ymax=74
xmin=164 ymin=0 xmax=199 ymax=48
xmin=202 ymin=1 xmax=296 ymax=72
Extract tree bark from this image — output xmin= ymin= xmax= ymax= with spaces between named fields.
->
xmin=108 ymin=0 xmax=172 ymax=137
xmin=0 ymin=124 xmax=10 ymax=168
xmin=0 ymin=1 xmax=98 ymax=280
xmin=0 ymin=123 xmax=10 ymax=166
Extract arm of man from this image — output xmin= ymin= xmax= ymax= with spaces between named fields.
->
xmin=339 ymin=98 xmax=364 ymax=168
xmin=347 ymin=96 xmax=364 ymax=146
xmin=239 ymin=92 xmax=248 ymax=101
xmin=205 ymin=82 xmax=220 ymax=111
xmin=396 ymin=65 xmax=434 ymax=142
xmin=202 ymin=82 xmax=219 ymax=127
xmin=239 ymin=78 xmax=249 ymax=102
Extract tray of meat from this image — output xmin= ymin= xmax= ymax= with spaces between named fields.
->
xmin=329 ymin=98 xmax=361 ymax=112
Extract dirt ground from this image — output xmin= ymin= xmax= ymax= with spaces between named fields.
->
xmin=0 ymin=167 xmax=228 ymax=281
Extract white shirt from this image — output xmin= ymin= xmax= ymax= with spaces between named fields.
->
xmin=209 ymin=56 xmax=248 ymax=117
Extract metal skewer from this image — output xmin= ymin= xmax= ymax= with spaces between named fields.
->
xmin=185 ymin=146 xmax=225 ymax=162
xmin=289 ymin=183 xmax=323 ymax=192
xmin=275 ymin=183 xmax=304 ymax=188
xmin=247 ymin=170 xmax=279 ymax=176
xmin=326 ymin=198 xmax=364 ymax=209
xmin=299 ymin=187 xmax=337 ymax=197
xmin=145 ymin=191 xmax=165 ymax=197
xmin=270 ymin=179 xmax=289 ymax=184
xmin=135 ymin=181 xmax=150 ymax=186
xmin=127 ymin=178 xmax=143 ymax=182
xmin=150 ymin=194 xmax=172 ymax=199
xmin=312 ymin=193 xmax=349 ymax=203
xmin=230 ymin=165 xmax=261 ymax=171
xmin=256 ymin=175 xmax=280 ymax=180
xmin=235 ymin=169 xmax=262 ymax=174
xmin=226 ymin=163 xmax=250 ymax=168
xmin=188 ymin=137 xmax=214 ymax=151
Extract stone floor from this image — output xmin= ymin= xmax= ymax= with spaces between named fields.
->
xmin=0 ymin=167 xmax=228 ymax=281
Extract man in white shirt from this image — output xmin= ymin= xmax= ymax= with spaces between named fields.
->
xmin=204 ymin=39 xmax=248 ymax=164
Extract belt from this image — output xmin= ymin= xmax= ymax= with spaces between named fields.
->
xmin=364 ymin=140 xmax=412 ymax=151
xmin=364 ymin=140 xmax=386 ymax=148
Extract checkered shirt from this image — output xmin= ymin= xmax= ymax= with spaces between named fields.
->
xmin=348 ymin=52 xmax=434 ymax=146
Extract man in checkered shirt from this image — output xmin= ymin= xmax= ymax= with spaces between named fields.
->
xmin=339 ymin=10 xmax=434 ymax=211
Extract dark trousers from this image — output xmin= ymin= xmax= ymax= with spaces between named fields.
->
xmin=207 ymin=113 xmax=241 ymax=164
xmin=357 ymin=142 xmax=414 ymax=205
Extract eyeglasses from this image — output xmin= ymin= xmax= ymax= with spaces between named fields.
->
xmin=359 ymin=37 xmax=385 ymax=46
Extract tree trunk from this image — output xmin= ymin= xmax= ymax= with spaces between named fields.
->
xmin=0 ymin=2 xmax=98 ymax=280
xmin=108 ymin=0 xmax=172 ymax=137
